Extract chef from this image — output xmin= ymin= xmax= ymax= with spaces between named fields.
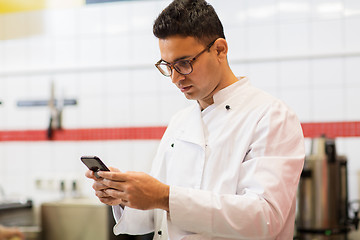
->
xmin=86 ymin=0 xmax=305 ymax=239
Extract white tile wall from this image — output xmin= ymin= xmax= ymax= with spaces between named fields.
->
xmin=246 ymin=0 xmax=277 ymax=25
xmin=129 ymin=33 xmax=159 ymax=65
xmin=277 ymin=0 xmax=311 ymax=22
xmin=78 ymin=6 xmax=104 ymax=36
xmin=280 ymin=87 xmax=312 ymax=122
xmin=226 ymin=26 xmax=248 ymax=60
xmin=278 ymin=22 xmax=310 ymax=56
xmin=247 ymin=62 xmax=280 ymax=88
xmin=345 ymin=57 xmax=360 ymax=87
xmin=0 ymin=0 xmax=360 ymax=207
xmin=102 ymin=3 xmax=130 ymax=35
xmin=246 ymin=24 xmax=278 ymax=58
xmin=310 ymin=19 xmax=344 ymax=55
xmin=211 ymin=0 xmax=246 ymax=28
xmin=311 ymin=58 xmax=344 ymax=87
xmin=53 ymin=37 xmax=79 ymax=67
xmin=3 ymin=39 xmax=29 ymax=70
xmin=345 ymin=18 xmax=360 ymax=52
xmin=28 ymin=36 xmax=54 ymax=68
xmin=345 ymin=87 xmax=360 ymax=120
xmin=345 ymin=0 xmax=360 ymax=17
xmin=311 ymin=88 xmax=345 ymax=121
xmin=312 ymin=0 xmax=344 ymax=20
xmin=104 ymin=35 xmax=130 ymax=65
xmin=45 ymin=9 xmax=79 ymax=37
xmin=79 ymin=36 xmax=105 ymax=66
xmin=279 ymin=60 xmax=310 ymax=88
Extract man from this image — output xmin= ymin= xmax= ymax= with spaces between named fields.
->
xmin=86 ymin=0 xmax=305 ymax=239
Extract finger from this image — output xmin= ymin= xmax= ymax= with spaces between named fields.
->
xmin=97 ymin=171 xmax=128 ymax=181
xmin=92 ymin=181 xmax=109 ymax=191
xmin=98 ymin=196 xmax=113 ymax=204
xmin=108 ymin=166 xmax=121 ymax=172
xmin=100 ymin=178 xmax=128 ymax=191
xmin=104 ymin=188 xmax=127 ymax=201
xmin=98 ymin=196 xmax=123 ymax=206
xmin=95 ymin=189 xmax=110 ymax=198
xmin=85 ymin=170 xmax=96 ymax=179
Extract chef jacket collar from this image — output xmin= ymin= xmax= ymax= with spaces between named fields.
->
xmin=212 ymin=76 xmax=248 ymax=104
xmin=174 ymin=77 xmax=248 ymax=149
xmin=201 ymin=76 xmax=248 ymax=117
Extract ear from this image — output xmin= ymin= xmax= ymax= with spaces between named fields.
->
xmin=213 ymin=38 xmax=228 ymax=62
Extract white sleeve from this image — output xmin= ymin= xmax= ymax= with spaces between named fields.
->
xmin=112 ymin=205 xmax=124 ymax=223
xmin=113 ymin=206 xmax=155 ymax=236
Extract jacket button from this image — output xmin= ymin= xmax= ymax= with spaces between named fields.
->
xmin=225 ymin=105 xmax=231 ymax=110
xmin=158 ymin=230 xmax=162 ymax=235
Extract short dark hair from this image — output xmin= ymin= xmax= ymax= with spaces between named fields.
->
xmin=153 ymin=0 xmax=225 ymax=45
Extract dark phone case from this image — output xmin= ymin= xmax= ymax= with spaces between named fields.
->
xmin=81 ymin=156 xmax=110 ymax=172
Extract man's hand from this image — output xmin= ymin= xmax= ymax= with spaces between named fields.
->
xmin=85 ymin=167 xmax=124 ymax=206
xmin=97 ymin=170 xmax=169 ymax=211
xmin=85 ymin=167 xmax=169 ymax=211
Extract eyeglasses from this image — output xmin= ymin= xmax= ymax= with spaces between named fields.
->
xmin=155 ymin=39 xmax=217 ymax=77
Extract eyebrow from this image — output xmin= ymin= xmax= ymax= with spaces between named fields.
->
xmin=160 ymin=55 xmax=192 ymax=64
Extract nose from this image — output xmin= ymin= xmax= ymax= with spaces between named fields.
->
xmin=171 ymin=69 xmax=185 ymax=84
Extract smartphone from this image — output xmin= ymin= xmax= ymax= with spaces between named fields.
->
xmin=81 ymin=155 xmax=110 ymax=178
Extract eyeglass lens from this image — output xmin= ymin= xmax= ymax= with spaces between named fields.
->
xmin=158 ymin=60 xmax=192 ymax=76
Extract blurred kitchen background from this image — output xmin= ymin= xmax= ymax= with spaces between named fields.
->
xmin=0 ymin=0 xmax=360 ymax=239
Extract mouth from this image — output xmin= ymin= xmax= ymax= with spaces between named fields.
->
xmin=180 ymin=85 xmax=192 ymax=93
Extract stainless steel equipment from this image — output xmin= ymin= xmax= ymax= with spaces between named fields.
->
xmin=296 ymin=136 xmax=359 ymax=240
xmin=41 ymin=198 xmax=109 ymax=240
xmin=0 ymin=199 xmax=41 ymax=240
xmin=41 ymin=198 xmax=154 ymax=240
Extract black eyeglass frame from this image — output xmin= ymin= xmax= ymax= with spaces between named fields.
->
xmin=155 ymin=39 xmax=217 ymax=77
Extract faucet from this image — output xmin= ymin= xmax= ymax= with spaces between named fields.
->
xmin=47 ymin=81 xmax=63 ymax=139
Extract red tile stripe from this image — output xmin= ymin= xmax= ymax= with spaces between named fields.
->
xmin=0 ymin=126 xmax=167 ymax=142
xmin=0 ymin=122 xmax=359 ymax=142
xmin=301 ymin=121 xmax=360 ymax=138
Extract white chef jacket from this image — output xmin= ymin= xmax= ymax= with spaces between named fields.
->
xmin=113 ymin=77 xmax=305 ymax=240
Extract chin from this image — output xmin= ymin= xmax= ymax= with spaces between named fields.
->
xmin=183 ymin=93 xmax=196 ymax=101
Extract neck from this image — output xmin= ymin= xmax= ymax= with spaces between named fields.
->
xmin=198 ymin=70 xmax=239 ymax=110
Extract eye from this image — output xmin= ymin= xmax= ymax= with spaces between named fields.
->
xmin=176 ymin=60 xmax=190 ymax=69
